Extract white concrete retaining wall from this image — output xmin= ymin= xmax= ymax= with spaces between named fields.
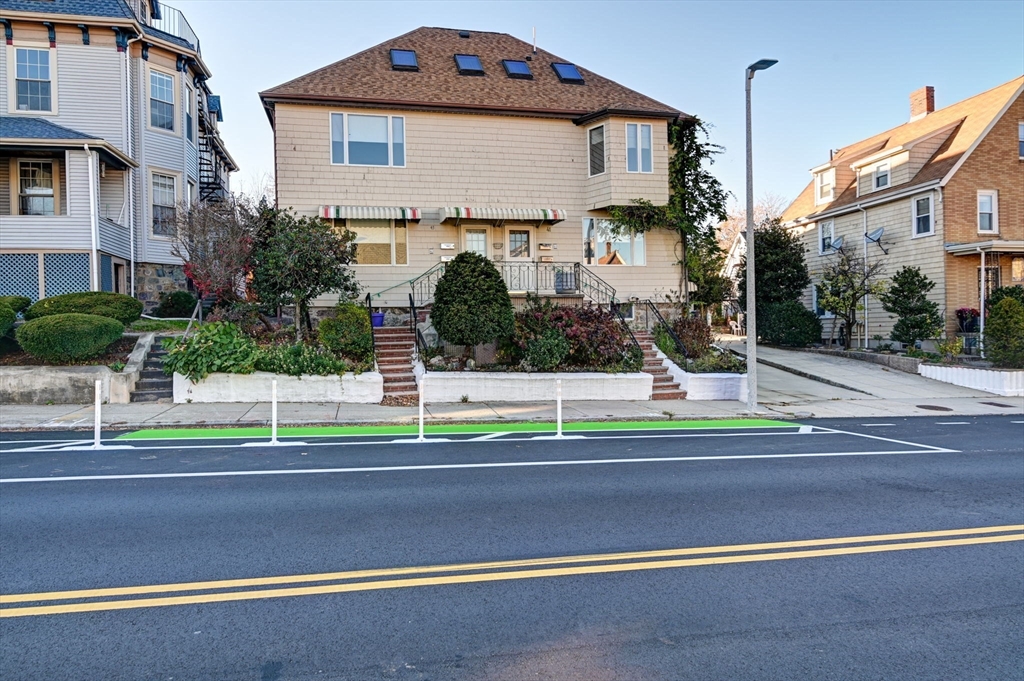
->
xmin=413 ymin=362 xmax=652 ymax=402
xmin=919 ymin=364 xmax=1024 ymax=397
xmin=657 ymin=348 xmax=747 ymax=401
xmin=173 ymin=371 xmax=384 ymax=403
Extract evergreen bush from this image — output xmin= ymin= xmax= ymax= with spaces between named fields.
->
xmin=0 ymin=303 xmax=15 ymax=338
xmin=152 ymin=290 xmax=198 ymax=318
xmin=432 ymin=252 xmax=514 ymax=348
xmin=0 ymin=295 xmax=32 ymax=314
xmin=16 ymin=313 xmax=124 ymax=362
xmin=318 ymin=302 xmax=373 ymax=364
xmin=985 ymin=298 xmax=1024 ymax=369
xmin=25 ymin=291 xmax=143 ymax=325
xmin=524 ymin=329 xmax=570 ymax=371
xmin=878 ymin=267 xmax=943 ymax=347
xmin=760 ymin=300 xmax=823 ymax=347
xmin=988 ymin=285 xmax=1024 ymax=309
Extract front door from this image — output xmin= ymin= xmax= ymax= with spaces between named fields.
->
xmin=463 ymin=227 xmax=488 ymax=259
xmin=505 ymin=227 xmax=535 ymax=291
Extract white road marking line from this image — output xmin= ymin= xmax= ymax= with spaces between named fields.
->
xmin=1011 ymin=421 xmax=1024 ymax=424
xmin=861 ymin=423 xmax=895 ymax=427
xmin=798 ymin=426 xmax=813 ymax=434
xmin=935 ymin=422 xmax=970 ymax=425
xmin=467 ymin=432 xmax=511 ymax=441
xmin=1 ymin=440 xmax=92 ymax=451
xmin=814 ymin=425 xmax=952 ymax=453
xmin=0 ymin=448 xmax=957 ymax=483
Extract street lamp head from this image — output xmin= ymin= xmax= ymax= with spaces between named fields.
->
xmin=747 ymin=59 xmax=778 ymax=77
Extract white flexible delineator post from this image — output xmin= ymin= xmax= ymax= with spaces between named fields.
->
xmin=556 ymin=379 xmax=563 ymax=439
xmin=93 ymin=380 xmax=102 ymax=449
xmin=417 ymin=376 xmax=426 ymax=442
xmin=271 ymin=379 xmax=279 ymax=445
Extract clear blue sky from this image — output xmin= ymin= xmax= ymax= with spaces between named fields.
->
xmin=174 ymin=0 xmax=1023 ymax=210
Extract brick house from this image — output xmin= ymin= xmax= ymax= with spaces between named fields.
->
xmin=0 ymin=0 xmax=236 ymax=308
xmin=781 ymin=77 xmax=1024 ymax=347
xmin=259 ymin=27 xmax=690 ymax=313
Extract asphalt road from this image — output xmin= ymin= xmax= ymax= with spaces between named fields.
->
xmin=1 ymin=416 xmax=1022 ymax=680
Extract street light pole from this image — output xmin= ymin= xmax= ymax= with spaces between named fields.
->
xmin=745 ymin=58 xmax=777 ymax=414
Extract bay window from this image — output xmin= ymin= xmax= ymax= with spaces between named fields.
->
xmin=583 ymin=218 xmax=645 ymax=266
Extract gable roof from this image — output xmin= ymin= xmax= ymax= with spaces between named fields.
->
xmin=0 ymin=0 xmax=135 ymax=20
xmin=782 ymin=76 xmax=1024 ymax=224
xmin=260 ymin=27 xmax=682 ymax=122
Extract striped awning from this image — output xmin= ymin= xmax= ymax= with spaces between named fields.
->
xmin=441 ymin=207 xmax=567 ymax=223
xmin=319 ymin=206 xmax=421 ymax=221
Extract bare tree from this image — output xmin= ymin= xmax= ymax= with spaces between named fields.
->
xmin=816 ymin=250 xmax=886 ymax=350
xmin=171 ymin=197 xmax=253 ymax=302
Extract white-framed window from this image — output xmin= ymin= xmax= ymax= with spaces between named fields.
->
xmin=463 ymin=227 xmax=488 ymax=258
xmin=588 ymin=124 xmax=605 ymax=176
xmin=818 ymin=220 xmax=834 ymax=254
xmin=912 ymin=194 xmax=933 ymax=237
xmin=18 ymin=160 xmax=55 ymax=215
xmin=873 ymin=162 xmax=889 ymax=190
xmin=149 ymin=69 xmax=176 ymax=132
xmin=1011 ymin=256 xmax=1023 ymax=283
xmin=185 ymin=85 xmax=195 ymax=143
xmin=626 ymin=123 xmax=653 ymax=173
xmin=978 ymin=190 xmax=998 ymax=234
xmin=815 ymin=169 xmax=834 ymax=204
xmin=812 ymin=284 xmax=834 ymax=319
xmin=329 ymin=113 xmax=405 ymax=167
xmin=334 ymin=219 xmax=408 ymax=265
xmin=582 ymin=218 xmax=646 ymax=266
xmin=187 ymin=180 xmax=197 ymax=204
xmin=152 ymin=173 xmax=177 ymax=236
xmin=1018 ymin=122 xmax=1023 ymax=158
xmin=14 ymin=47 xmax=54 ymax=112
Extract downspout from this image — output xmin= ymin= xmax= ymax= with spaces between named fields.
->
xmin=978 ymin=246 xmax=986 ymax=358
xmin=85 ymin=144 xmax=99 ymax=291
xmin=859 ymin=206 xmax=868 ymax=348
xmin=126 ymin=33 xmax=142 ymax=297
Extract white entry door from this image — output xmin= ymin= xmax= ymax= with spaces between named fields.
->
xmin=505 ymin=227 xmax=535 ymax=291
xmin=463 ymin=227 xmax=488 ymax=258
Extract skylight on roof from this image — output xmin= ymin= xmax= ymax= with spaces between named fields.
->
xmin=390 ymin=49 xmax=419 ymax=71
xmin=502 ymin=59 xmax=533 ymax=80
xmin=552 ymin=62 xmax=584 ymax=84
xmin=454 ymin=54 xmax=484 ymax=76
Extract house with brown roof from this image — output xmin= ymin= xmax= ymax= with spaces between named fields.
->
xmin=259 ymin=27 xmax=687 ymax=313
xmin=780 ymin=77 xmax=1024 ymax=347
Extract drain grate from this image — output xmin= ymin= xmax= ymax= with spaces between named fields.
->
xmin=980 ymin=401 xmax=1016 ymax=408
xmin=916 ymin=405 xmax=954 ymax=411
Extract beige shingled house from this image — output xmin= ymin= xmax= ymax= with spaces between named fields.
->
xmin=259 ymin=27 xmax=690 ymax=313
xmin=781 ymin=77 xmax=1024 ymax=347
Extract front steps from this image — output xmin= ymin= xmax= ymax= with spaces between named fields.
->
xmin=374 ymin=327 xmax=418 ymax=398
xmin=633 ymin=330 xmax=686 ymax=400
xmin=131 ymin=337 xmax=173 ymax=402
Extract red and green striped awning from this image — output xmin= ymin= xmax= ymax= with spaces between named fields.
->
xmin=319 ymin=206 xmax=421 ymax=221
xmin=441 ymin=207 xmax=567 ymax=223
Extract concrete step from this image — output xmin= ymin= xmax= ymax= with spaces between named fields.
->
xmin=384 ymin=382 xmax=418 ymax=394
xmin=374 ymin=328 xmax=415 ymax=336
xmin=136 ymin=378 xmax=172 ymax=390
xmin=652 ymin=374 xmax=677 ymax=384
xmin=143 ymin=359 xmax=164 ymax=369
xmin=140 ymin=369 xmax=166 ymax=379
xmin=643 ymin=366 xmax=668 ymax=375
xmin=379 ymin=366 xmax=414 ymax=376
xmin=130 ymin=389 xmax=173 ymax=402
xmin=375 ymin=342 xmax=414 ymax=350
xmin=651 ymin=390 xmax=687 ymax=400
xmin=377 ymin=350 xmax=412 ymax=359
xmin=376 ymin=355 xmax=412 ymax=365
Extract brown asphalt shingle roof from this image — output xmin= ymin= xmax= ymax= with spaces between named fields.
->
xmin=260 ymin=27 xmax=682 ymax=120
xmin=781 ymin=76 xmax=1024 ymax=223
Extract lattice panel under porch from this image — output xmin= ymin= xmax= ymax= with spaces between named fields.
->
xmin=0 ymin=253 xmax=41 ymax=301
xmin=44 ymin=253 xmax=90 ymax=297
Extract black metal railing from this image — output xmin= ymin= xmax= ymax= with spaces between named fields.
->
xmin=609 ymin=302 xmax=643 ymax=369
xmin=364 ymin=292 xmax=377 ymax=363
xmin=636 ymin=299 xmax=688 ymax=359
xmin=410 ymin=262 xmax=447 ymax=308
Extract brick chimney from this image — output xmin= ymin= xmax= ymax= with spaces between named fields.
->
xmin=910 ymin=86 xmax=935 ymax=121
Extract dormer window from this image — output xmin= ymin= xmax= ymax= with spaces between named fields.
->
xmin=552 ymin=62 xmax=584 ymax=84
xmin=454 ymin=54 xmax=484 ymax=76
xmin=873 ymin=162 xmax=890 ymax=189
xmin=502 ymin=60 xmax=533 ymax=79
xmin=815 ymin=169 xmax=834 ymax=204
xmin=390 ymin=49 xmax=418 ymax=71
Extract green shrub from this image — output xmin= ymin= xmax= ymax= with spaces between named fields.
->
xmin=432 ymin=252 xmax=514 ymax=348
xmin=879 ymin=266 xmax=943 ymax=346
xmin=672 ymin=317 xmax=713 ymax=358
xmin=0 ymin=303 xmax=15 ymax=338
xmin=25 ymin=291 xmax=143 ymax=325
xmin=255 ymin=343 xmax=352 ymax=376
xmin=0 ymin=295 xmax=32 ymax=314
xmin=988 ymin=285 xmax=1024 ymax=309
xmin=318 ymin=302 xmax=372 ymax=363
xmin=206 ymin=302 xmax=266 ymax=337
xmin=759 ymin=300 xmax=822 ymax=347
xmin=524 ymin=329 xmax=570 ymax=371
xmin=985 ymin=298 xmax=1024 ymax=369
xmin=16 ymin=313 xmax=124 ymax=362
xmin=152 ymin=290 xmax=198 ymax=318
xmin=162 ymin=321 xmax=258 ymax=382
xmin=691 ymin=349 xmax=747 ymax=374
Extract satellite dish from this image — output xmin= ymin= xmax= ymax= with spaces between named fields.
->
xmin=830 ymin=236 xmax=845 ymax=251
xmin=865 ymin=227 xmax=889 ymax=254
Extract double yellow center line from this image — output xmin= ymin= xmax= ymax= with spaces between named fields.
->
xmin=3 ymin=525 xmax=1020 ymax=618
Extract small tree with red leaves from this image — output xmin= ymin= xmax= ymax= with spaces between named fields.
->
xmin=171 ymin=197 xmax=253 ymax=302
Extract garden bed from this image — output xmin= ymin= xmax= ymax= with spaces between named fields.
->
xmin=656 ymin=348 xmax=747 ymax=401
xmin=172 ymin=370 xmax=384 ymax=403
xmin=918 ymin=364 xmax=1024 ymax=397
xmin=0 ymin=335 xmax=137 ymax=368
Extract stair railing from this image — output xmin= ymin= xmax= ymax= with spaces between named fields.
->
xmin=639 ymin=299 xmax=688 ymax=360
xmin=364 ymin=292 xmax=377 ymax=364
xmin=610 ymin=302 xmax=643 ymax=370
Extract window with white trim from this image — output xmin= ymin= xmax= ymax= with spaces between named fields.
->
xmin=978 ymin=190 xmax=998 ymax=233
xmin=812 ymin=284 xmax=833 ymax=318
xmin=588 ymin=125 xmax=605 ymax=176
xmin=185 ymin=85 xmax=194 ymax=143
xmin=152 ymin=173 xmax=176 ymax=236
xmin=329 ymin=113 xmax=405 ymax=167
xmin=15 ymin=48 xmax=52 ymax=112
xmin=150 ymin=70 xmax=175 ymax=131
xmin=626 ymin=123 xmax=652 ymax=173
xmin=913 ymin=195 xmax=933 ymax=236
xmin=818 ymin=220 xmax=834 ymax=254
xmin=583 ymin=218 xmax=645 ymax=266
xmin=1018 ymin=122 xmax=1024 ymax=158
xmin=873 ymin=162 xmax=889 ymax=190
xmin=18 ymin=160 xmax=54 ymax=215
xmin=334 ymin=219 xmax=408 ymax=265
xmin=815 ymin=169 xmax=834 ymax=204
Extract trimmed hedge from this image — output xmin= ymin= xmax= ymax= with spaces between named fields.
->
xmin=432 ymin=252 xmax=515 ymax=347
xmin=985 ymin=298 xmax=1024 ymax=369
xmin=15 ymin=313 xmax=124 ymax=362
xmin=25 ymin=292 xmax=143 ymax=326
xmin=760 ymin=300 xmax=822 ymax=347
xmin=153 ymin=290 xmax=198 ymax=318
xmin=0 ymin=303 xmax=15 ymax=338
xmin=0 ymin=295 xmax=32 ymax=314
xmin=318 ymin=302 xmax=373 ymax=363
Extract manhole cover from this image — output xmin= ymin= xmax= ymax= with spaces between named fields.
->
xmin=980 ymin=401 xmax=1016 ymax=408
xmin=916 ymin=405 xmax=954 ymax=411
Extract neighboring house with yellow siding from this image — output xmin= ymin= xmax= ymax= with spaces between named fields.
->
xmin=259 ymin=27 xmax=689 ymax=312
xmin=781 ymin=77 xmax=1024 ymax=347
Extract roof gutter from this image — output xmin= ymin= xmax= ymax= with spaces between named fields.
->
xmin=786 ymin=179 xmax=941 ymax=226
xmin=0 ymin=138 xmax=138 ymax=169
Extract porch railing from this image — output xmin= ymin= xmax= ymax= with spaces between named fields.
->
xmin=634 ymin=299 xmax=688 ymax=359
